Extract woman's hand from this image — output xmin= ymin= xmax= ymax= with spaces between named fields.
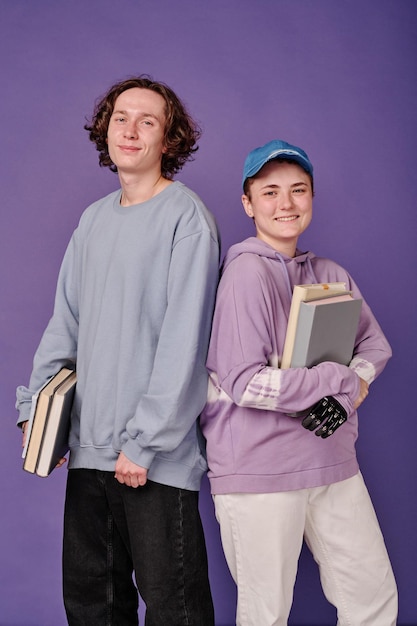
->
xmin=353 ymin=377 xmax=369 ymax=410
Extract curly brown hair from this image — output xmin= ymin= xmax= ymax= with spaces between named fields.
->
xmin=84 ymin=76 xmax=202 ymax=179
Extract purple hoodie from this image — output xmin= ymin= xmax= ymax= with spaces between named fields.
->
xmin=200 ymin=237 xmax=392 ymax=494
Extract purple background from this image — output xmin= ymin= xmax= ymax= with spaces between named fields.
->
xmin=1 ymin=1 xmax=416 ymax=624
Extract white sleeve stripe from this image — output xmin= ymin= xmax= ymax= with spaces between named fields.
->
xmin=239 ymin=368 xmax=282 ymax=410
xmin=349 ymin=357 xmax=376 ymax=384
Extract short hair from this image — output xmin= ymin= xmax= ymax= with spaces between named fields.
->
xmin=243 ymin=158 xmax=314 ymax=197
xmin=84 ymin=75 xmax=201 ymax=179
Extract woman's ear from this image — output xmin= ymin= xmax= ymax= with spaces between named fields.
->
xmin=242 ymin=194 xmax=254 ymax=218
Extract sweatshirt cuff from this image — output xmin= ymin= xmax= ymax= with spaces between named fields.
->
xmin=121 ymin=437 xmax=156 ymax=470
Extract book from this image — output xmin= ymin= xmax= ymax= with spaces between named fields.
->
xmin=281 ymin=282 xmax=349 ymax=369
xmin=289 ymin=295 xmax=362 ymax=368
xmin=35 ymin=371 xmax=77 ymax=477
xmin=23 ymin=367 xmax=75 ymax=475
xmin=21 ymin=380 xmax=48 ymax=460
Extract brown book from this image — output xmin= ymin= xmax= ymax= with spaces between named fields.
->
xmin=36 ymin=371 xmax=76 ymax=477
xmin=23 ymin=368 xmax=75 ymax=474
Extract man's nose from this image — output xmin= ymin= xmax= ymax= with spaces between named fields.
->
xmin=124 ymin=122 xmax=138 ymax=139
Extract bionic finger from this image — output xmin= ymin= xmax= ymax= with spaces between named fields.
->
xmin=316 ymin=412 xmax=347 ymax=438
xmin=302 ymin=413 xmax=325 ymax=431
xmin=302 ymin=396 xmax=347 ymax=438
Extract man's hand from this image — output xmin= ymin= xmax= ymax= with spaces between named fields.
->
xmin=301 ymin=396 xmax=348 ymax=438
xmin=21 ymin=421 xmax=28 ymax=449
xmin=115 ymin=451 xmax=148 ymax=488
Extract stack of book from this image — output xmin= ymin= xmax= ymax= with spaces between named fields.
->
xmin=22 ymin=367 xmax=76 ymax=477
xmin=281 ymin=282 xmax=362 ymax=370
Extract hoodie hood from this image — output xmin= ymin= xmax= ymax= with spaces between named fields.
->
xmin=223 ymin=237 xmax=315 ymax=269
xmin=222 ymin=237 xmax=318 ymax=299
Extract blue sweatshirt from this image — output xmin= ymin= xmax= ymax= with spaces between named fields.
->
xmin=16 ymin=181 xmax=220 ymax=490
xmin=200 ymin=237 xmax=392 ymax=494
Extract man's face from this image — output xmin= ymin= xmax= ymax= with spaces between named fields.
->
xmin=107 ymin=87 xmax=167 ymax=177
xmin=242 ymin=160 xmax=313 ymax=255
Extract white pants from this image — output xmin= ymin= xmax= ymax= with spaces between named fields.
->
xmin=214 ymin=473 xmax=397 ymax=626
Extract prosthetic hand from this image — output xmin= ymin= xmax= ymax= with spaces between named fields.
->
xmin=301 ymin=396 xmax=347 ymax=438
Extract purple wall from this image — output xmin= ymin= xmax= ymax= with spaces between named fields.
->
xmin=1 ymin=1 xmax=416 ymax=624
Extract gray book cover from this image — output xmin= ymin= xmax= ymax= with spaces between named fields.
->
xmin=290 ymin=298 xmax=362 ymax=368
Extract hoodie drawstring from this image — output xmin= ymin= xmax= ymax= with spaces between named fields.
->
xmin=274 ymin=252 xmax=319 ymax=299
xmin=306 ymin=255 xmax=319 ymax=284
xmin=275 ymin=252 xmax=293 ymax=300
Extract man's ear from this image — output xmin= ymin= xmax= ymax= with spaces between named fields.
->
xmin=242 ymin=194 xmax=254 ymax=218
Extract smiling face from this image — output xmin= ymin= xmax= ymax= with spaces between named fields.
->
xmin=242 ymin=160 xmax=313 ymax=257
xmin=106 ymin=87 xmax=167 ymax=178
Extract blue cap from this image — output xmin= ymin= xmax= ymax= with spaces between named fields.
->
xmin=242 ymin=139 xmax=313 ymax=187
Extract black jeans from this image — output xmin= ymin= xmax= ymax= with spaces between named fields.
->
xmin=63 ymin=469 xmax=214 ymax=626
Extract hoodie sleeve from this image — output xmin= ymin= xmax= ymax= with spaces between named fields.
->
xmin=207 ymin=255 xmax=390 ymax=416
xmin=346 ymin=280 xmax=392 ymax=384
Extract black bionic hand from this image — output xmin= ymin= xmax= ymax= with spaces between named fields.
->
xmin=302 ymin=396 xmax=347 ymax=438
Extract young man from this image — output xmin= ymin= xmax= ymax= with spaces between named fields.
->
xmin=200 ymin=139 xmax=397 ymax=625
xmin=16 ymin=76 xmax=219 ymax=625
